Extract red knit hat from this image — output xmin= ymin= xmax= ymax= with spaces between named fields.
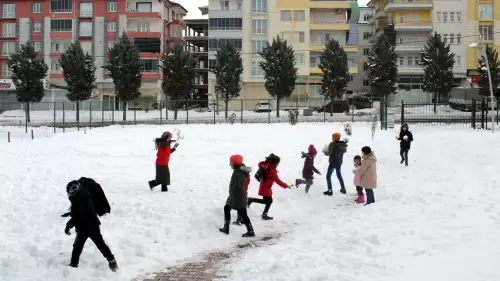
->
xmin=229 ymin=154 xmax=243 ymax=165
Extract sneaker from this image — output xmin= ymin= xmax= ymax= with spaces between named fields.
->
xmin=68 ymin=263 xmax=78 ymax=268
xmin=295 ymin=179 xmax=300 ymax=187
xmin=323 ymin=190 xmax=333 ymax=196
xmin=400 ymin=158 xmax=405 ymax=164
xmin=242 ymin=230 xmax=255 ymax=237
xmin=219 ymin=227 xmax=229 ymax=234
xmin=108 ymin=260 xmax=118 ymax=272
xmin=340 ymin=188 xmax=346 ymax=194
xmin=148 ymin=180 xmax=155 ymax=191
xmin=262 ymin=213 xmax=273 ymax=220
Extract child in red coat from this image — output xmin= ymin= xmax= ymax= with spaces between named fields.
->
xmin=247 ymin=153 xmax=293 ymax=220
xmin=148 ymin=131 xmax=178 ymax=192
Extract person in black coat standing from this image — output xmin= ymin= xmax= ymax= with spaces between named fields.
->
xmin=64 ymin=179 xmax=118 ymax=271
xmin=396 ymin=123 xmax=413 ymax=166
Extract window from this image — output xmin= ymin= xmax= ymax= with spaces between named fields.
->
xmin=399 ymin=15 xmax=404 ymax=23
xmin=32 ymin=3 xmax=42 ymax=13
xmin=294 ymin=53 xmax=304 ymax=65
xmin=140 ymin=59 xmax=159 ymax=72
xmin=456 ymin=33 xmax=461 ymax=44
xmin=280 ymin=31 xmax=291 ymax=41
xmin=107 ymin=1 xmax=117 ymax=12
xmin=436 ymin=12 xmax=441 ymax=22
xmin=32 ymin=23 xmax=42 ymax=32
xmin=2 ymin=42 xmax=15 ymax=56
xmin=442 ymin=34 xmax=447 ymax=43
xmin=252 ymin=19 xmax=267 ymax=34
xmin=479 ymin=25 xmax=493 ymax=41
xmin=407 ymin=57 xmax=413 ymax=66
xmin=136 ymin=2 xmax=151 ymax=12
xmin=2 ymin=23 xmax=15 ymax=37
xmin=51 ymin=61 xmax=62 ymax=72
xmin=363 ymin=32 xmax=370 ymax=40
xmin=208 ymin=39 xmax=242 ymax=50
xmin=80 ymin=22 xmax=92 ymax=36
xmin=363 ymin=63 xmax=368 ymax=71
xmin=51 ymin=0 xmax=72 ymax=12
xmin=399 ymin=56 xmax=404 ymax=66
xmin=398 ymin=36 xmax=404 ymax=44
xmin=479 ymin=4 xmax=493 ymax=20
xmin=450 ymin=33 xmax=454 ymax=44
xmin=443 ymin=12 xmax=448 ymax=22
xmin=348 ymin=76 xmax=353 ymax=82
xmin=456 ymin=12 xmax=462 ymax=22
xmin=51 ymin=19 xmax=72 ymax=32
xmin=2 ymin=4 xmax=15 ymax=18
xmin=251 ymin=60 xmax=265 ymax=76
xmin=209 ymin=18 xmax=243 ymax=30
xmin=236 ymin=0 xmax=242 ymax=10
xmin=281 ymin=10 xmax=291 ymax=21
xmin=294 ymin=10 xmax=305 ymax=21
xmin=34 ymin=42 xmax=41 ymax=52
xmin=363 ymin=79 xmax=369 ymax=86
xmin=81 ymin=41 xmax=92 ymax=53
xmin=51 ymin=41 xmax=70 ymax=52
xmin=294 ymin=32 xmax=305 ymax=43
xmin=208 ymin=59 xmax=217 ymax=69
xmin=80 ymin=2 xmax=92 ymax=17
xmin=455 ymin=55 xmax=461 ymax=66
xmin=251 ymin=40 xmax=267 ymax=55
xmin=363 ymin=48 xmax=369 ymax=55
xmin=3 ymin=63 xmax=11 ymax=77
xmin=449 ymin=12 xmax=454 ymax=22
xmin=220 ymin=0 xmax=229 ymax=10
xmin=138 ymin=22 xmax=150 ymax=32
xmin=252 ymin=0 xmax=267 ymax=13
xmin=107 ymin=21 xmax=116 ymax=32
xmin=107 ymin=41 xmax=116 ymax=50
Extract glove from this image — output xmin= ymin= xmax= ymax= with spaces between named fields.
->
xmin=300 ymin=151 xmax=306 ymax=158
xmin=173 ymin=143 xmax=179 ymax=149
xmin=317 ymin=172 xmax=322 ymax=175
xmin=287 ymin=185 xmax=294 ymax=189
xmin=64 ymin=227 xmax=71 ymax=236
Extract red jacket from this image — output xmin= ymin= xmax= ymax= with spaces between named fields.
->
xmin=156 ymin=145 xmax=172 ymax=166
xmin=257 ymin=161 xmax=288 ymax=196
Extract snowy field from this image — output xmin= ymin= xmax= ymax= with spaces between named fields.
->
xmin=1 ymin=123 xmax=500 ymax=281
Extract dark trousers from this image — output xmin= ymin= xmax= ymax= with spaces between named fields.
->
xmin=356 ymin=186 xmax=364 ymax=196
xmin=71 ymin=229 xmax=115 ymax=265
xmin=400 ymin=148 xmax=409 ymax=165
xmin=224 ymin=204 xmax=251 ymax=225
xmin=365 ymin=189 xmax=375 ymax=203
xmin=249 ymin=196 xmax=273 ymax=214
xmin=297 ymin=179 xmax=313 ymax=193
xmin=326 ymin=163 xmax=345 ymax=191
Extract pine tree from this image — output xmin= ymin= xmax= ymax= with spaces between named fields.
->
xmin=59 ymin=41 xmax=96 ymax=122
xmin=367 ymin=35 xmax=398 ymax=97
xmin=161 ymin=44 xmax=196 ymax=120
xmin=477 ymin=46 xmax=500 ymax=99
xmin=8 ymin=41 xmax=48 ymax=122
xmin=210 ymin=41 xmax=243 ymax=118
xmin=259 ymin=36 xmax=297 ymax=117
xmin=318 ymin=39 xmax=349 ymax=116
xmin=102 ymin=32 xmax=142 ymax=121
xmin=420 ymin=32 xmax=455 ymax=113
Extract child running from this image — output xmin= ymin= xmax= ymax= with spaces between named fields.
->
xmin=148 ymin=131 xmax=179 ymax=192
xmin=295 ymin=144 xmax=321 ymax=193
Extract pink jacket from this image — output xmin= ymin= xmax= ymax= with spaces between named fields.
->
xmin=352 ymin=165 xmax=361 ymax=186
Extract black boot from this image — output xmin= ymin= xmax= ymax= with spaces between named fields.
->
xmin=295 ymin=179 xmax=301 ymax=187
xmin=68 ymin=263 xmax=78 ymax=268
xmin=262 ymin=213 xmax=273 ymax=220
xmin=219 ymin=220 xmax=230 ymax=234
xmin=232 ymin=216 xmax=243 ymax=225
xmin=323 ymin=190 xmax=333 ymax=196
xmin=161 ymin=184 xmax=168 ymax=192
xmin=108 ymin=259 xmax=118 ymax=271
xmin=242 ymin=222 xmax=255 ymax=237
xmin=148 ymin=180 xmax=155 ymax=191
xmin=339 ymin=188 xmax=346 ymax=194
xmin=400 ymin=158 xmax=405 ymax=164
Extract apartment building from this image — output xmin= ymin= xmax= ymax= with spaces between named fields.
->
xmin=184 ymin=18 xmax=209 ymax=99
xmin=0 ymin=0 xmax=187 ymax=109
xmin=357 ymin=6 xmax=374 ymax=92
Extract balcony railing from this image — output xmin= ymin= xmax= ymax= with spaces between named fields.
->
xmin=311 ymin=18 xmax=348 ymax=24
xmin=310 ymin=58 xmax=356 ymax=68
xmin=386 ymin=0 xmax=432 ymax=4
xmin=127 ymin=8 xmax=152 ymax=12
xmin=127 ymin=27 xmax=152 ymax=32
xmin=392 ymin=20 xmax=432 ymax=26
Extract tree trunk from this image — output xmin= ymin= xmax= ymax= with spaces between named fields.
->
xmin=25 ymin=102 xmax=30 ymax=123
xmin=122 ymin=101 xmax=127 ymax=121
xmin=276 ymin=99 xmax=280 ymax=117
xmin=224 ymin=99 xmax=229 ymax=119
xmin=433 ymin=92 xmax=437 ymax=114
xmin=76 ymin=101 xmax=80 ymax=122
xmin=330 ymin=98 xmax=334 ymax=117
xmin=174 ymin=108 xmax=178 ymax=120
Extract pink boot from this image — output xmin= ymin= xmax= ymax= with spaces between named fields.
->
xmin=355 ymin=194 xmax=365 ymax=204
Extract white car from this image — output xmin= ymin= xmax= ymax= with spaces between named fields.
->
xmin=255 ymin=102 xmax=272 ymax=112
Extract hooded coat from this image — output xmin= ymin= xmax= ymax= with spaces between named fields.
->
xmin=397 ymin=124 xmax=414 ymax=150
xmin=327 ymin=141 xmax=348 ymax=165
xmin=226 ymin=165 xmax=252 ymax=210
xmin=302 ymin=145 xmax=320 ymax=179
xmin=359 ymin=153 xmax=377 ymax=189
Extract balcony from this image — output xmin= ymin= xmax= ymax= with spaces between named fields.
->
xmin=393 ymin=20 xmax=432 ymax=31
xmin=310 ymin=11 xmax=349 ymax=30
xmin=170 ymin=19 xmax=186 ymax=27
xmin=398 ymin=65 xmax=423 ymax=74
xmin=395 ymin=42 xmax=425 ymax=52
xmin=126 ymin=8 xmax=161 ymax=19
xmin=384 ymin=0 xmax=432 ymax=12
xmin=310 ymin=42 xmax=357 ymax=53
xmin=309 ymin=58 xmax=357 ymax=74
xmin=126 ymin=27 xmax=161 ymax=38
xmin=309 ymin=0 xmax=352 ymax=9
xmin=142 ymin=72 xmax=161 ymax=80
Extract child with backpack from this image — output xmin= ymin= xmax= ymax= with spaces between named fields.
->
xmin=64 ymin=178 xmax=118 ymax=271
xmin=219 ymin=154 xmax=255 ymax=237
xmin=247 ymin=153 xmax=293 ymax=220
xmin=352 ymin=155 xmax=364 ymax=204
xmin=295 ymin=144 xmax=321 ymax=193
xmin=148 ymin=131 xmax=179 ymax=192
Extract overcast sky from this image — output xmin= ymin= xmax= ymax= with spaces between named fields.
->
xmin=179 ymin=0 xmax=370 ymax=19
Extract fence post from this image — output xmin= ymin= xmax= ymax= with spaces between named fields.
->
xmin=101 ymin=101 xmax=104 ymax=127
xmin=159 ymin=101 xmax=163 ymax=124
xmin=112 ymin=103 xmax=115 ymax=125
xmin=323 ymin=97 xmax=326 ymax=123
xmin=240 ymin=99 xmax=243 ymax=124
xmin=497 ymin=98 xmax=499 ymax=125
xmin=24 ymin=103 xmax=28 ymax=133
xmin=62 ymin=102 xmax=66 ymax=133
xmin=186 ymin=105 xmax=189 ymax=125
xmin=472 ymin=98 xmax=476 ymax=129
xmin=268 ymin=99 xmax=271 ymax=124
xmin=89 ymin=102 xmax=92 ymax=129
xmin=134 ymin=104 xmax=137 ymax=125
xmin=77 ymin=102 xmax=80 ymax=131
xmin=481 ymin=98 xmax=485 ymax=129
xmin=53 ymin=101 xmax=56 ymax=134
xmin=385 ymin=100 xmax=388 ymax=130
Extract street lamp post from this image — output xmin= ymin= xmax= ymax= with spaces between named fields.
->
xmin=470 ymin=42 xmax=495 ymax=133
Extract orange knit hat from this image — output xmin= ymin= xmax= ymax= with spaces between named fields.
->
xmin=332 ymin=132 xmax=341 ymax=141
xmin=229 ymin=154 xmax=243 ymax=165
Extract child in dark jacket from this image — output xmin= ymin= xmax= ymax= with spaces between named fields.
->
xmin=232 ymin=172 xmax=250 ymax=226
xmin=219 ymin=154 xmax=255 ymax=237
xmin=149 ymin=131 xmax=179 ymax=192
xmin=295 ymin=144 xmax=321 ymax=193
xmin=396 ymin=123 xmax=413 ymax=166
xmin=247 ymin=153 xmax=293 ymax=220
xmin=64 ymin=178 xmax=118 ymax=271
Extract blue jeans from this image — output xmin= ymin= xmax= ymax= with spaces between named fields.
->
xmin=326 ymin=163 xmax=345 ymax=191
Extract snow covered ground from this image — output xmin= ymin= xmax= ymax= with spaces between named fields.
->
xmin=1 ymin=123 xmax=500 ymax=281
